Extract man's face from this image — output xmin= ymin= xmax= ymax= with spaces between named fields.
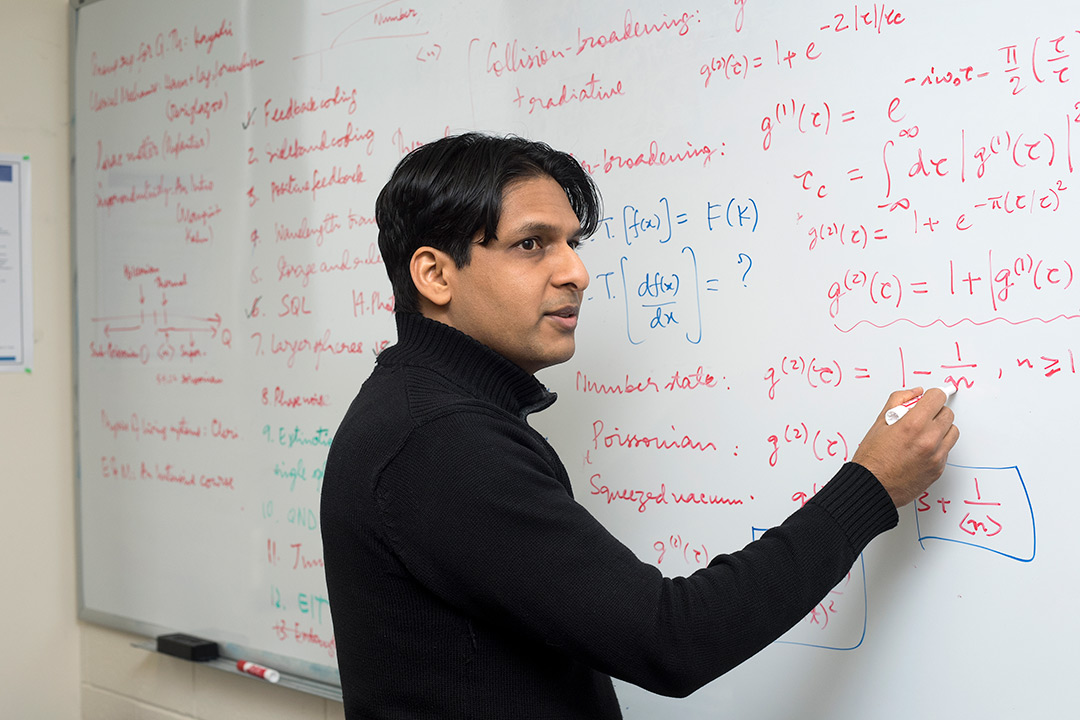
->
xmin=443 ymin=174 xmax=590 ymax=375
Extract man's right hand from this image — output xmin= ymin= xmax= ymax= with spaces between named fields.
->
xmin=851 ymin=387 xmax=960 ymax=508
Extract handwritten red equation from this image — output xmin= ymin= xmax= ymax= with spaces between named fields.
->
xmin=764 ymin=341 xmax=1079 ymax=403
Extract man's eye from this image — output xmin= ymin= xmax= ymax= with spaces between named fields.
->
xmin=520 ymin=238 xmax=538 ymax=250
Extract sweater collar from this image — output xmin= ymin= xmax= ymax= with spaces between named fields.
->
xmin=379 ymin=313 xmax=557 ymax=420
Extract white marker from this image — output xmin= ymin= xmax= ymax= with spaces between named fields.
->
xmin=885 ymin=386 xmax=957 ymax=425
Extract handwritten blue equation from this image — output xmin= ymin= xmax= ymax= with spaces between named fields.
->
xmin=915 ymin=463 xmax=1036 ymax=562
xmin=602 ymin=196 xmax=760 ymax=246
xmin=588 ymin=196 xmax=761 ymax=346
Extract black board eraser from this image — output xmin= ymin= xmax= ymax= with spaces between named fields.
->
xmin=156 ymin=633 xmax=220 ymax=661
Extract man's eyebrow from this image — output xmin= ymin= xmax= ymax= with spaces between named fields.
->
xmin=505 ymin=220 xmax=584 ymax=238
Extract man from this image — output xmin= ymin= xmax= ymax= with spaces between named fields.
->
xmin=321 ymin=133 xmax=958 ymax=719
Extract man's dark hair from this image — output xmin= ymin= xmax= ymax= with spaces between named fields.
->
xmin=375 ymin=132 xmax=602 ymax=314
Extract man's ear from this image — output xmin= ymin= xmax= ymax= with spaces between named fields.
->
xmin=409 ymin=246 xmax=455 ymax=308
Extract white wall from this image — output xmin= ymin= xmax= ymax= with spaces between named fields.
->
xmin=0 ymin=1 xmax=344 ymax=716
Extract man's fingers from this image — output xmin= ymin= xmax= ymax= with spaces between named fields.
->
xmin=907 ymin=387 xmax=954 ymax=425
xmin=880 ymin=387 xmax=923 ymax=420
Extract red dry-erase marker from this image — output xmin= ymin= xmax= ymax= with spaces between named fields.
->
xmin=237 ymin=660 xmax=280 ymax=683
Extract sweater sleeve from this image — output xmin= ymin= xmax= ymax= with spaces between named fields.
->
xmin=375 ymin=408 xmax=897 ymax=698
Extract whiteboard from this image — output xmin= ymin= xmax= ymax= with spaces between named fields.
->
xmin=74 ymin=0 xmax=1076 ymax=714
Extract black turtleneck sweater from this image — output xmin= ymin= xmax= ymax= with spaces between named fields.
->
xmin=321 ymin=312 xmax=898 ymax=719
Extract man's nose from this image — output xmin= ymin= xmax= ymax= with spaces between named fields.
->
xmin=554 ymin=243 xmax=590 ymax=291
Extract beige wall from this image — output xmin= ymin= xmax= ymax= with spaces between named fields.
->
xmin=0 ymin=1 xmax=343 ymax=717
xmin=81 ymin=624 xmax=344 ymax=719
xmin=0 ymin=0 xmax=80 ymax=717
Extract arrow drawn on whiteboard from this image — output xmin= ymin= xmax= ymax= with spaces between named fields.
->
xmin=737 ymin=253 xmax=753 ymax=287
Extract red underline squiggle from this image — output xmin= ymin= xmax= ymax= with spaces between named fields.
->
xmin=833 ymin=313 xmax=1080 ymax=333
